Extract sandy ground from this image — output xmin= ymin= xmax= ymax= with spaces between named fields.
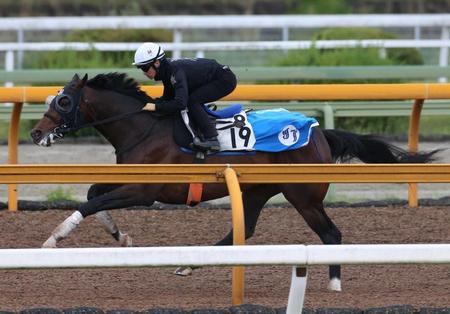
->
xmin=0 ymin=206 xmax=448 ymax=311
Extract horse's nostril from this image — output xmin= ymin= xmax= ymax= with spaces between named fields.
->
xmin=30 ymin=129 xmax=42 ymax=140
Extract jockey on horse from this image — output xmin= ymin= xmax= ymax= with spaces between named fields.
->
xmin=133 ymin=42 xmax=237 ymax=152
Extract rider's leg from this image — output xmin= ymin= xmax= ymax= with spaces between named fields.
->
xmin=188 ymin=68 xmax=236 ymax=150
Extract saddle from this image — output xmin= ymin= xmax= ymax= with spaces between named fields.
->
xmin=173 ymin=104 xmax=254 ymax=154
xmin=173 ymin=104 xmax=319 ymax=155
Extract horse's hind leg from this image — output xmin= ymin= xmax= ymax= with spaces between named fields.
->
xmin=215 ymin=184 xmax=280 ymax=245
xmin=89 ymin=184 xmax=133 ymax=247
xmin=281 ymin=183 xmax=342 ymax=292
xmin=174 ymin=184 xmax=279 ymax=276
xmin=95 ymin=212 xmax=132 ymax=247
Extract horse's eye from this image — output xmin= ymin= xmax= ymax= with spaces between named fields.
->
xmin=59 ymin=98 xmax=70 ymax=107
xmin=56 ymin=96 xmax=72 ymax=112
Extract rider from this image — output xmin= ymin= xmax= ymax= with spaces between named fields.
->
xmin=133 ymin=42 xmax=237 ymax=152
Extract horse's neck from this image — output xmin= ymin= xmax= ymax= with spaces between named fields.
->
xmin=89 ymin=92 xmax=169 ymax=155
xmin=115 ymin=116 xmax=176 ymax=163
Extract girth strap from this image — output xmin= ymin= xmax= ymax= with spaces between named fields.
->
xmin=186 ymin=152 xmax=205 ymax=206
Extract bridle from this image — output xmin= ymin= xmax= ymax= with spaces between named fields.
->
xmin=44 ymin=89 xmax=85 ymax=136
xmin=45 ymin=85 xmax=156 ymax=155
xmin=46 ymin=87 xmax=145 ymax=135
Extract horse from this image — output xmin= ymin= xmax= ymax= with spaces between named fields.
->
xmin=30 ymin=73 xmax=438 ymax=292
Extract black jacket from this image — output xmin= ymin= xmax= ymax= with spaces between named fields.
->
xmin=154 ymin=58 xmax=226 ymax=114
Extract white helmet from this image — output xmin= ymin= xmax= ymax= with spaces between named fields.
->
xmin=132 ymin=42 xmax=165 ymax=66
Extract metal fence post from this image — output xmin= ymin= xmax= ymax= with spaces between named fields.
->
xmin=5 ymin=50 xmax=14 ymax=86
xmin=224 ymin=166 xmax=245 ymax=306
xmin=17 ymin=28 xmax=24 ymax=69
xmin=408 ymin=99 xmax=424 ymax=207
xmin=439 ymin=26 xmax=449 ymax=83
xmin=173 ymin=29 xmax=183 ymax=59
xmin=7 ymin=102 xmax=23 ymax=211
xmin=286 ymin=267 xmax=308 ymax=314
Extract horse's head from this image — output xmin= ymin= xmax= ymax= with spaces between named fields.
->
xmin=30 ymin=73 xmax=88 ymax=146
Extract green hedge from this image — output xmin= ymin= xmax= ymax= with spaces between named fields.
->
xmin=273 ymin=27 xmax=423 ymax=70
xmin=26 ymin=29 xmax=171 ymax=70
xmin=270 ymin=27 xmax=424 ymax=135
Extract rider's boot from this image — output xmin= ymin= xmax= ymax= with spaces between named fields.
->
xmin=194 ymin=136 xmax=220 ymax=152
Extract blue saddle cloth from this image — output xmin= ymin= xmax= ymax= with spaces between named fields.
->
xmin=198 ymin=105 xmax=318 ymax=153
xmin=247 ymin=108 xmax=319 ymax=152
xmin=204 ymin=103 xmax=243 ymax=118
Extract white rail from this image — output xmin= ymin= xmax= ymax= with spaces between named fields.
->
xmin=1 ymin=244 xmax=448 ymax=269
xmin=1 ymin=14 xmax=450 ymax=30
xmin=2 ymin=39 xmax=450 ymax=73
xmin=1 ymin=14 xmax=450 ymax=64
xmin=1 ymin=244 xmax=449 ymax=314
xmin=2 ymin=39 xmax=450 ymax=51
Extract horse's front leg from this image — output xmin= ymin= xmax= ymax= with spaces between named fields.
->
xmin=42 ymin=184 xmax=158 ymax=248
xmin=42 ymin=210 xmax=84 ymax=248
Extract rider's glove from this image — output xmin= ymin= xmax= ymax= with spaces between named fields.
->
xmin=143 ymin=103 xmax=156 ymax=111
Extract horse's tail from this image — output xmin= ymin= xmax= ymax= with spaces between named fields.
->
xmin=322 ymin=129 xmax=440 ymax=163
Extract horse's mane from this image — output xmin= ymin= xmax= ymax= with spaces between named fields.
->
xmin=86 ymin=72 xmax=153 ymax=103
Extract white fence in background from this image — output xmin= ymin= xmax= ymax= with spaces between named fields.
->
xmin=2 ymin=39 xmax=450 ymax=71
xmin=2 ymin=14 xmax=450 ymax=31
xmin=1 ymin=244 xmax=449 ymax=314
xmin=1 ymin=14 xmax=450 ymax=66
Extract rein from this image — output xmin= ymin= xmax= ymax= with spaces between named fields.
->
xmin=67 ymin=107 xmax=158 ymax=156
xmin=59 ymin=108 xmax=145 ymax=134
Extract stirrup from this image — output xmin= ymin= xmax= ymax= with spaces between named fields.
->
xmin=193 ymin=137 xmax=220 ymax=152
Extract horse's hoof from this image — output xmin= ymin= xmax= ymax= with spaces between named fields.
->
xmin=119 ymin=233 xmax=133 ymax=247
xmin=42 ymin=236 xmax=57 ymax=248
xmin=174 ymin=266 xmax=193 ymax=276
xmin=327 ymin=277 xmax=342 ymax=291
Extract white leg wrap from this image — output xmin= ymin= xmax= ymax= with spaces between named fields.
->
xmin=118 ymin=232 xmax=133 ymax=247
xmin=327 ymin=277 xmax=342 ymax=291
xmin=174 ymin=266 xmax=193 ymax=276
xmin=42 ymin=236 xmax=57 ymax=248
xmin=42 ymin=211 xmax=83 ymax=248
xmin=95 ymin=211 xmax=118 ymax=234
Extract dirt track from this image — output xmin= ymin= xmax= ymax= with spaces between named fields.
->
xmin=0 ymin=143 xmax=449 ymax=311
xmin=0 ymin=205 xmax=448 ymax=311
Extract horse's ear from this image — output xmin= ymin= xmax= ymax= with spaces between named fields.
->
xmin=73 ymin=74 xmax=88 ymax=88
xmin=81 ymin=74 xmax=88 ymax=85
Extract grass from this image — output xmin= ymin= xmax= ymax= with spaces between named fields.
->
xmin=0 ymin=120 xmax=37 ymax=143
xmin=417 ymin=116 xmax=450 ymax=136
xmin=46 ymin=186 xmax=75 ymax=202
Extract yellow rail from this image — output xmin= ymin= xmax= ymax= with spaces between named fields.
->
xmin=3 ymin=83 xmax=450 ymax=208
xmin=1 ymin=83 xmax=450 ymax=102
xmin=224 ymin=167 xmax=245 ymax=305
xmin=2 ymin=164 xmax=450 ymax=184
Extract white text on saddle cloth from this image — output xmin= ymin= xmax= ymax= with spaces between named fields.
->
xmin=216 ymin=111 xmax=256 ymax=151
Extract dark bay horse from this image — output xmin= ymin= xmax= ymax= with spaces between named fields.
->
xmin=30 ymin=73 xmax=438 ymax=291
